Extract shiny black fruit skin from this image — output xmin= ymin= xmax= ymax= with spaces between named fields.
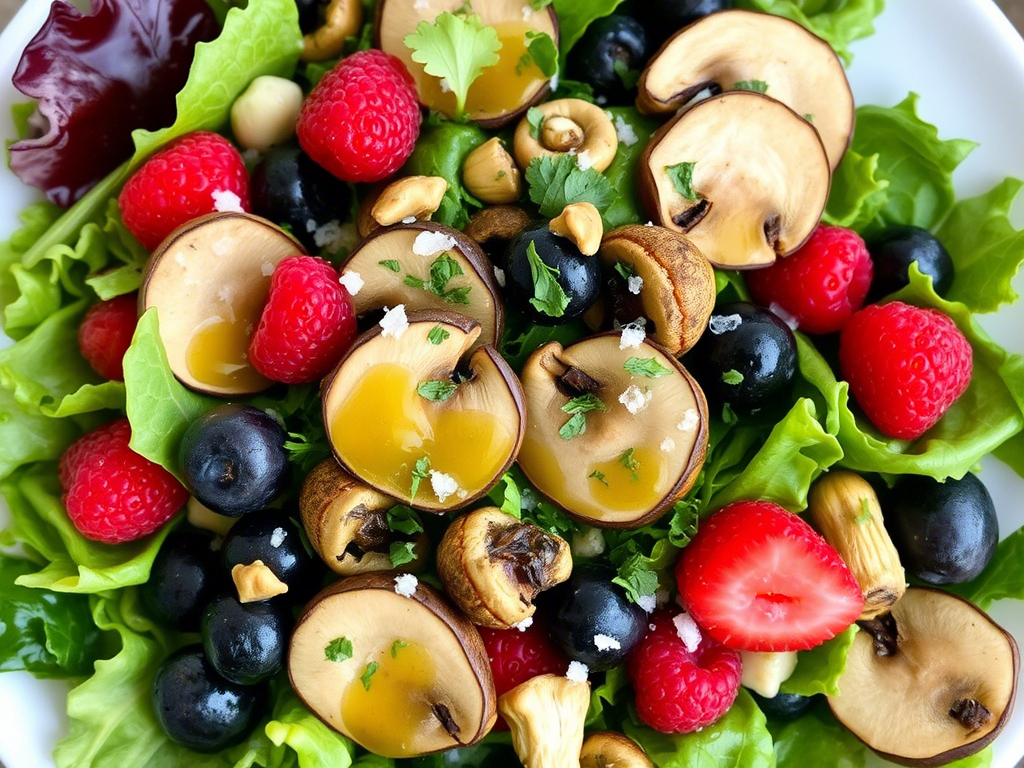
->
xmin=504 ymin=223 xmax=602 ymax=326
xmin=251 ymin=143 xmax=352 ymax=253
xmin=683 ymin=302 xmax=797 ymax=417
xmin=538 ymin=564 xmax=647 ymax=671
xmin=750 ymin=691 xmax=814 ymax=721
xmin=866 ymin=225 xmax=954 ymax=301
xmin=885 ymin=472 xmax=998 ymax=585
xmin=152 ymin=646 xmax=265 ymax=752
xmin=140 ymin=529 xmax=229 ymax=632
xmin=566 ymin=15 xmax=648 ymax=103
xmin=637 ymin=0 xmax=732 ymax=45
xmin=202 ymin=595 xmax=291 ymax=685
xmin=179 ymin=404 xmax=289 ymax=517
xmin=295 ymin=0 xmax=321 ymax=34
xmin=221 ymin=510 xmax=321 ymax=602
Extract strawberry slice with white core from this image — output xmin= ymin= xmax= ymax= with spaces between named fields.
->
xmin=676 ymin=500 xmax=863 ymax=652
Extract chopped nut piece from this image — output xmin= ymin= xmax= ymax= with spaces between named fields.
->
xmin=232 ymin=560 xmax=288 ymax=603
xmin=371 ymin=176 xmax=449 ymax=226
xmin=580 ymin=731 xmax=654 ymax=768
xmin=739 ymin=650 xmax=798 ymax=698
xmin=499 ymin=673 xmax=591 ymax=768
xmin=302 ymin=0 xmax=363 ymax=61
xmin=549 ymin=202 xmax=603 ymax=256
xmin=462 ymin=138 xmax=522 ymax=205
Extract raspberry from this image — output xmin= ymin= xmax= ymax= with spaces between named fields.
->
xmin=61 ymin=419 xmax=189 ymax=543
xmin=119 ymin=131 xmax=250 ymax=251
xmin=296 ymin=50 xmax=421 ymax=183
xmin=627 ymin=610 xmax=742 ymax=733
xmin=839 ymin=301 xmax=973 ymax=440
xmin=746 ymin=225 xmax=873 ymax=334
xmin=77 ymin=294 xmax=138 ymax=381
xmin=248 ymin=256 xmax=357 ymax=384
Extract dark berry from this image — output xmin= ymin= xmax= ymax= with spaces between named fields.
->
xmin=221 ymin=510 xmax=321 ymax=602
xmin=201 ymin=595 xmax=292 ymax=685
xmin=866 ymin=225 xmax=955 ymax=301
xmin=750 ymin=691 xmax=815 ymax=721
xmin=566 ymin=15 xmax=648 ymax=103
xmin=140 ymin=529 xmax=229 ymax=632
xmin=295 ymin=0 xmax=321 ymax=34
xmin=637 ymin=0 xmax=732 ymax=46
xmin=179 ymin=404 xmax=289 ymax=517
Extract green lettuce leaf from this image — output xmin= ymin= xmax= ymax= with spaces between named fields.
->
xmin=585 ymin=664 xmax=629 ymax=729
xmin=770 ymin=703 xmax=868 ymax=768
xmin=402 ymin=118 xmax=487 ymax=230
xmin=602 ymin=107 xmax=660 ymax=229
xmin=401 ymin=732 xmax=516 ymax=767
xmin=780 ymin=625 xmax=858 ymax=697
xmin=553 ymin=0 xmax=626 ymax=68
xmin=949 ymin=525 xmax=1024 ymax=609
xmin=0 ymin=384 xmax=81 ymax=482
xmin=822 ymin=148 xmax=889 ymax=230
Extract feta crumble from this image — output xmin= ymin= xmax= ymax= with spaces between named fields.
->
xmin=660 ymin=437 xmax=676 ymax=453
xmin=513 ymin=616 xmax=534 ymax=632
xmin=379 ymin=305 xmax=409 ymax=339
xmin=677 ymin=408 xmax=699 ymax=432
xmin=593 ymin=634 xmax=621 ymax=651
xmin=217 ymin=284 xmax=235 ymax=304
xmin=673 ymin=612 xmax=702 ymax=653
xmin=575 ymin=149 xmax=595 ymax=171
xmin=618 ymin=318 xmax=647 ymax=350
xmin=521 ymin=4 xmax=532 ymax=20
xmin=394 ymin=573 xmax=418 ymax=597
xmin=412 ymin=230 xmax=457 ymax=257
xmin=493 ymin=266 xmax=506 ymax=287
xmin=566 ymin=660 xmax=589 ymax=683
xmin=429 ymin=470 xmax=459 ymax=503
xmin=401 ymin=215 xmax=417 ymax=224
xmin=439 ymin=78 xmax=452 ymax=94
xmin=709 ymin=313 xmax=742 ymax=334
xmin=212 ymin=237 xmax=234 ymax=257
xmin=636 ymin=594 xmax=657 ymax=614
xmin=618 ymin=384 xmax=651 ymax=415
xmin=550 ymin=72 xmax=559 ymax=91
xmin=338 ymin=270 xmax=364 ymax=296
xmin=261 ymin=261 xmax=275 ymax=277
xmin=270 ymin=527 xmax=287 ymax=548
xmin=313 ymin=219 xmax=343 ymax=250
xmin=614 ymin=114 xmax=638 ymax=146
xmin=211 ymin=189 xmax=244 ymax=213
xmin=305 ymin=218 xmax=318 ymax=234
xmin=627 ymin=274 xmax=644 ymax=294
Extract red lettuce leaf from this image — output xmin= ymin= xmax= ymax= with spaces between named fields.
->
xmin=9 ymin=0 xmax=219 ymax=208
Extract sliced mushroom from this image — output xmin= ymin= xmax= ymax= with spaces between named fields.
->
xmin=499 ymin=673 xmax=590 ymax=768
xmin=518 ymin=334 xmax=708 ymax=528
xmin=637 ymin=91 xmax=830 ymax=270
xmin=289 ymin=572 xmax=497 ymax=757
xmin=339 ymin=222 xmax=504 ymax=348
xmin=463 ymin=205 xmax=532 ymax=261
xmin=437 ymin=506 xmax=572 ymax=628
xmin=376 ymin=0 xmax=557 ymax=127
xmin=636 ymin=9 xmax=853 ymax=169
xmin=322 ymin=310 xmax=525 ymax=512
xmin=139 ymin=213 xmax=304 ymax=396
xmin=580 ymin=731 xmax=654 ymax=768
xmin=828 ymin=588 xmax=1019 ymax=766
xmin=299 ymin=458 xmax=428 ymax=575
xmin=514 ymin=99 xmax=618 ymax=173
xmin=598 ymin=225 xmax=716 ymax=356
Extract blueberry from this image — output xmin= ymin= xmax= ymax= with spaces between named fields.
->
xmin=179 ymin=404 xmax=289 ymax=517
xmin=221 ymin=510 xmax=321 ymax=602
xmin=503 ymin=223 xmax=601 ymax=326
xmin=885 ymin=472 xmax=998 ymax=585
xmin=682 ymin=301 xmax=797 ymax=417
xmin=251 ymin=143 xmax=352 ymax=253
xmin=295 ymin=0 xmax=321 ymax=34
xmin=140 ymin=529 xmax=229 ymax=632
xmin=636 ymin=0 xmax=732 ymax=46
xmin=866 ymin=225 xmax=954 ymax=301
xmin=566 ymin=15 xmax=648 ymax=103
xmin=152 ymin=646 xmax=265 ymax=752
xmin=538 ymin=564 xmax=647 ymax=671
xmin=750 ymin=691 xmax=815 ymax=721
xmin=201 ymin=595 xmax=292 ymax=685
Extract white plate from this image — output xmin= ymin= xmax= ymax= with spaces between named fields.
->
xmin=1 ymin=0 xmax=1023 ymax=766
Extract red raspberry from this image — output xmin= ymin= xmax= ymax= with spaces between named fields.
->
xmin=77 ymin=294 xmax=138 ymax=381
xmin=479 ymin=622 xmax=568 ymax=731
xmin=839 ymin=301 xmax=972 ymax=440
xmin=746 ymin=225 xmax=873 ymax=334
xmin=627 ymin=610 xmax=742 ymax=733
xmin=119 ymin=131 xmax=250 ymax=251
xmin=248 ymin=256 xmax=357 ymax=384
xmin=61 ymin=419 xmax=188 ymax=543
xmin=296 ymin=50 xmax=421 ymax=183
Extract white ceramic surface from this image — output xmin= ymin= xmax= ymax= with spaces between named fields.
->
xmin=0 ymin=0 xmax=1023 ymax=766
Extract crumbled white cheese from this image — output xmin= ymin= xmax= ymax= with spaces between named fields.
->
xmin=550 ymin=72 xmax=559 ymax=91
xmin=270 ymin=527 xmax=287 ymax=548
xmin=379 ymin=305 xmax=409 ymax=339
xmin=261 ymin=261 xmax=275 ymax=277
xmin=660 ymin=437 xmax=676 ymax=453
xmin=521 ymin=4 xmax=532 ymax=20
xmin=677 ymin=408 xmax=699 ymax=432
xmin=513 ymin=616 xmax=534 ymax=632
xmin=709 ymin=313 xmax=742 ymax=335
xmin=493 ymin=266 xmax=506 ymax=287
xmin=174 ymin=252 xmax=187 ymax=267
xmin=217 ymin=284 xmax=235 ymax=304
xmin=593 ymin=634 xmax=621 ymax=651
xmin=614 ymin=114 xmax=638 ymax=146
xmin=618 ymin=384 xmax=651 ymax=415
xmin=456 ymin=489 xmax=469 ymax=500
xmin=645 ymin=221 xmax=654 ymax=226
xmin=618 ymin=318 xmax=647 ymax=350
xmin=520 ymin=487 xmax=538 ymax=511
xmin=401 ymin=215 xmax=417 ymax=224
xmin=412 ymin=230 xmax=457 ymax=257
xmin=338 ymin=270 xmax=364 ymax=296
xmin=241 ymin=148 xmax=262 ymax=165
xmin=429 ymin=470 xmax=459 ymax=503
xmin=575 ymin=149 xmax=594 ymax=171
xmin=571 ymin=527 xmax=605 ymax=558
xmin=567 ymin=147 xmax=577 ymax=156
xmin=673 ymin=613 xmax=702 ymax=653
xmin=394 ymin=573 xmax=418 ymax=597
xmin=627 ymin=274 xmax=644 ymax=295
xmin=313 ymin=219 xmax=344 ymax=250
xmin=306 ymin=218 xmax=318 ymax=233
xmin=211 ymin=189 xmax=244 ymax=213
xmin=769 ymin=302 xmax=800 ymax=331
xmin=212 ymin=237 xmax=235 ymax=257
xmin=565 ymin=660 xmax=589 ymax=683
xmin=413 ymin=0 xmax=429 ymax=8
xmin=439 ymin=78 xmax=452 ymax=94
xmin=636 ymin=594 xmax=657 ymax=613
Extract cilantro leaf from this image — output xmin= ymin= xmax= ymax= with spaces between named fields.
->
xmin=665 ymin=161 xmax=700 ymax=201
xmin=404 ymin=12 xmax=501 ymax=116
xmin=734 ymin=79 xmax=769 ymax=93
xmin=390 ymin=639 xmax=408 ymax=658
xmin=417 ymin=380 xmax=459 ymax=402
xmin=668 ymin=499 xmax=699 ymax=548
xmin=404 ymin=254 xmax=472 ymax=305
xmin=624 ymin=357 xmax=672 ymax=378
xmin=389 ymin=541 xmax=418 ymax=567
xmin=612 ymin=553 xmax=659 ymax=605
xmin=360 ymin=661 xmax=379 ymax=690
xmin=559 ymin=393 xmax=606 ymax=439
xmin=722 ymin=369 xmax=744 ymax=385
xmin=427 ymin=326 xmax=450 ymax=345
xmin=524 ymin=31 xmax=558 ymax=78
xmin=526 ymin=154 xmax=619 ymax=218
xmin=619 ymin=448 xmax=640 ymax=481
xmin=589 ymin=470 xmax=609 ymax=486
xmin=378 ymin=259 xmax=401 ymax=272
xmin=526 ymin=106 xmax=545 ymax=139
xmin=410 ymin=456 xmax=431 ymax=499
xmin=558 ymin=412 xmax=587 ymax=440
xmin=525 ymin=241 xmax=570 ymax=317
xmin=386 ymin=505 xmax=423 ymax=536
xmin=324 ymin=637 xmax=353 ymax=662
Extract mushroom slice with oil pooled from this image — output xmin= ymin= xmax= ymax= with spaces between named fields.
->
xmin=288 ymin=572 xmax=496 ymax=757
xmin=637 ymin=91 xmax=830 ymax=270
xmin=518 ymin=334 xmax=708 ymax=528
xmin=139 ymin=212 xmax=304 ymax=396
xmin=322 ymin=310 xmax=525 ymax=512
xmin=636 ymin=9 xmax=853 ymax=169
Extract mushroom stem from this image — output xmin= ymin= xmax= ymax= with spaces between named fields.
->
xmin=556 ymin=365 xmax=602 ymax=398
xmin=949 ymin=699 xmax=992 ymax=732
xmin=431 ymin=703 xmax=464 ymax=742
xmin=671 ymin=199 xmax=711 ymax=231
xmin=858 ymin=613 xmax=900 ymax=657
xmin=541 ymin=116 xmax=585 ymax=152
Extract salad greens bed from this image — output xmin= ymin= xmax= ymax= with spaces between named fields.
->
xmin=1 ymin=0 xmax=1024 ymax=766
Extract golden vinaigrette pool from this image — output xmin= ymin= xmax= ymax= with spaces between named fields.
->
xmin=185 ymin=315 xmax=266 ymax=391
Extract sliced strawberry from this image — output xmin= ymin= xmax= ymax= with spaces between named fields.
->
xmin=676 ymin=500 xmax=863 ymax=652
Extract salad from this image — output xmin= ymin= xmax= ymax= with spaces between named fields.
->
xmin=1 ymin=0 xmax=1024 ymax=766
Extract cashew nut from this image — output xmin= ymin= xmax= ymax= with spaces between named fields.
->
xmin=232 ymin=560 xmax=289 ymax=603
xmin=549 ymin=202 xmax=603 ymax=256
xmin=371 ymin=176 xmax=449 ymax=227
xmin=462 ymin=138 xmax=522 ymax=205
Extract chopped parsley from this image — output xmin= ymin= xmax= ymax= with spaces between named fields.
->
xmin=525 ymin=240 xmax=570 ymax=318
xmin=410 ymin=456 xmax=431 ymax=499
xmin=417 ymin=379 xmax=459 ymax=402
xmin=624 ymin=357 xmax=672 ymax=378
xmin=525 ymin=154 xmax=619 ymax=218
xmin=665 ymin=161 xmax=700 ymax=201
xmin=324 ymin=637 xmax=353 ymax=662
xmin=589 ymin=470 xmax=609 ymax=487
xmin=427 ymin=326 xmax=450 ymax=345
xmin=619 ymin=448 xmax=640 ymax=481
xmin=559 ymin=394 xmax=607 ymax=440
xmin=390 ymin=541 xmax=418 ymax=567
xmin=614 ymin=261 xmax=637 ymax=282
xmin=390 ymin=640 xmax=408 ymax=658
xmin=722 ymin=369 xmax=744 ymax=385
xmin=359 ymin=661 xmax=379 ymax=690
xmin=404 ymin=253 xmax=472 ymax=305
xmin=387 ymin=505 xmax=424 ymax=536
xmin=378 ymin=259 xmax=401 ymax=272
xmin=734 ymin=79 xmax=769 ymax=93
xmin=613 ymin=59 xmax=640 ymax=90
xmin=612 ymin=553 xmax=659 ymax=605
xmin=526 ymin=106 xmax=545 ymax=139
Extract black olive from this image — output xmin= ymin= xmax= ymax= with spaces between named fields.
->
xmin=537 ymin=564 xmax=647 ymax=671
xmin=221 ymin=510 xmax=322 ymax=603
xmin=201 ymin=595 xmax=292 ymax=685
xmin=503 ymin=223 xmax=601 ymax=326
xmin=179 ymin=404 xmax=289 ymax=517
xmin=682 ymin=301 xmax=797 ymax=417
xmin=152 ymin=646 xmax=266 ymax=752
xmin=885 ymin=472 xmax=998 ymax=585
xmin=566 ymin=15 xmax=648 ymax=104
xmin=866 ymin=225 xmax=955 ymax=301
xmin=634 ymin=0 xmax=733 ymax=46
xmin=295 ymin=0 xmax=321 ymax=34
xmin=251 ymin=143 xmax=352 ymax=253
xmin=140 ymin=529 xmax=229 ymax=632
xmin=750 ymin=691 xmax=815 ymax=721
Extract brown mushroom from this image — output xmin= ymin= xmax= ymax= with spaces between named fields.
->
xmin=462 ymin=138 xmax=523 ymax=205
xmin=499 ymin=673 xmax=591 ymax=768
xmin=580 ymin=731 xmax=654 ymax=768
xmin=513 ymin=99 xmax=618 ymax=173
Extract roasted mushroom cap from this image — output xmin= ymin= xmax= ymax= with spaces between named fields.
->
xmin=637 ymin=91 xmax=830 ymax=270
xmin=340 ymin=222 xmax=504 ymax=347
xmin=499 ymin=673 xmax=590 ymax=768
xmin=636 ymin=9 xmax=853 ymax=169
xmin=598 ymin=225 xmax=716 ymax=356
xmin=828 ymin=588 xmax=1019 ymax=766
xmin=376 ymin=0 xmax=557 ymax=127
xmin=139 ymin=212 xmax=303 ymax=396
xmin=513 ymin=99 xmax=619 ymax=174
xmin=518 ymin=334 xmax=708 ymax=528
xmin=580 ymin=731 xmax=654 ymax=768
xmin=288 ymin=573 xmax=497 ymax=757
xmin=322 ymin=310 xmax=525 ymax=512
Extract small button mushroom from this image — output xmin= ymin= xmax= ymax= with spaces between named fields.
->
xmin=370 ymin=175 xmax=449 ymax=227
xmin=302 ymin=0 xmax=363 ymax=62
xmin=437 ymin=507 xmax=572 ymax=628
xmin=549 ymin=202 xmax=603 ymax=256
xmin=231 ymin=560 xmax=289 ymax=603
xmin=463 ymin=205 xmax=533 ymax=261
xmin=462 ymin=138 xmax=522 ymax=205
xmin=230 ymin=75 xmax=304 ymax=152
xmin=580 ymin=731 xmax=654 ymax=768
xmin=499 ymin=673 xmax=591 ymax=768
xmin=514 ymin=99 xmax=619 ymax=173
